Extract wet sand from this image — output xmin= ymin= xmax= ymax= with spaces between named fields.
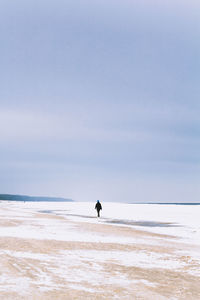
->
xmin=0 ymin=202 xmax=199 ymax=299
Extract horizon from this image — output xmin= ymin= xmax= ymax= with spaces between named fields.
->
xmin=0 ymin=193 xmax=200 ymax=204
xmin=0 ymin=0 xmax=199 ymax=203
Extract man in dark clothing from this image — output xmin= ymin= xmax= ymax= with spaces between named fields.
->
xmin=95 ymin=200 xmax=102 ymax=217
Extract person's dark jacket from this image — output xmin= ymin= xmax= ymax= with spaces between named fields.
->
xmin=95 ymin=202 xmax=102 ymax=211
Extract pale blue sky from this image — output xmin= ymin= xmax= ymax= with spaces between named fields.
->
xmin=0 ymin=0 xmax=199 ymax=202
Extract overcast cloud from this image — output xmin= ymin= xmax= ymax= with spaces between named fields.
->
xmin=0 ymin=0 xmax=199 ymax=202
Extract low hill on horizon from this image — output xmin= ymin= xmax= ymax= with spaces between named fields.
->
xmin=0 ymin=194 xmax=73 ymax=202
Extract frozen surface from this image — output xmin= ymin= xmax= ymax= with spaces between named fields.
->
xmin=0 ymin=201 xmax=200 ymax=245
xmin=0 ymin=201 xmax=199 ymax=298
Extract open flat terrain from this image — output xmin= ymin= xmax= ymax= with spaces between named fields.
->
xmin=0 ymin=201 xmax=199 ymax=299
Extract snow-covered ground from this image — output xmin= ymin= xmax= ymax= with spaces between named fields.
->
xmin=0 ymin=201 xmax=199 ymax=299
xmin=2 ymin=201 xmax=199 ymax=244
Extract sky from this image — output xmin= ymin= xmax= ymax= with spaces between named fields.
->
xmin=0 ymin=0 xmax=199 ymax=202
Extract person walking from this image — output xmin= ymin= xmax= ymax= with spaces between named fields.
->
xmin=95 ymin=200 xmax=102 ymax=217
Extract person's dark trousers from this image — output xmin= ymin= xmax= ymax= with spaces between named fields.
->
xmin=97 ymin=210 xmax=100 ymax=217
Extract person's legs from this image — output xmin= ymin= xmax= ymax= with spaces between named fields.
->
xmin=97 ymin=210 xmax=100 ymax=217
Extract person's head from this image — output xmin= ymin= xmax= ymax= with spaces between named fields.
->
xmin=97 ymin=200 xmax=99 ymax=203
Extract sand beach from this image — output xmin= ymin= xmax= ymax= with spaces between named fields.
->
xmin=0 ymin=201 xmax=199 ymax=299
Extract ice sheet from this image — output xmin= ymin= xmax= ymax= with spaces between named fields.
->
xmin=1 ymin=201 xmax=200 ymax=245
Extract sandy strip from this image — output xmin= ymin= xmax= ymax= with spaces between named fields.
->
xmin=0 ymin=205 xmax=199 ymax=299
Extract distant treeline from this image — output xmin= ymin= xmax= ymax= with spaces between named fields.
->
xmin=0 ymin=194 xmax=73 ymax=202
